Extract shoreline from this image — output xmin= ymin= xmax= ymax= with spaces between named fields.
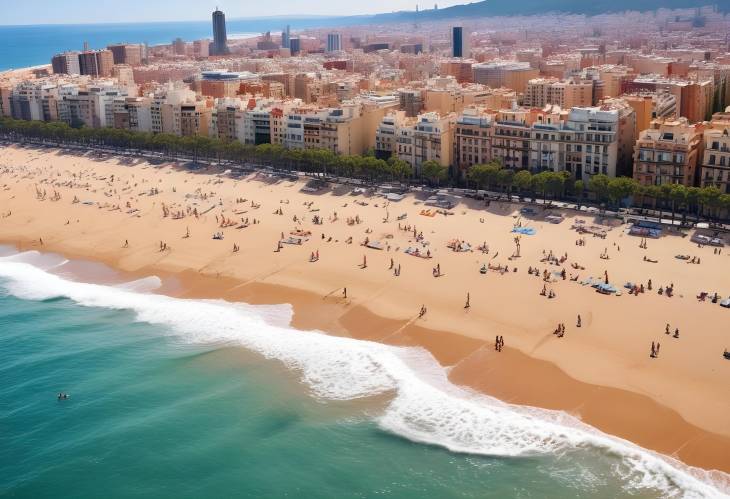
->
xmin=4 ymin=241 xmax=730 ymax=478
xmin=1 ymin=143 xmax=729 ymax=476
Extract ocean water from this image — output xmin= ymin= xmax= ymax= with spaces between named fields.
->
xmin=0 ymin=18 xmax=337 ymax=71
xmin=0 ymin=248 xmax=728 ymax=499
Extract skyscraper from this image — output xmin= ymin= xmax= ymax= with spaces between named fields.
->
xmin=211 ymin=8 xmax=229 ymax=56
xmin=326 ymin=33 xmax=342 ymax=53
xmin=282 ymin=25 xmax=291 ymax=49
xmin=289 ymin=38 xmax=301 ymax=56
xmin=451 ymin=26 xmax=469 ymax=58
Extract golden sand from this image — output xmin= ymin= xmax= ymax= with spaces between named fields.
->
xmin=1 ymin=144 xmax=729 ymax=472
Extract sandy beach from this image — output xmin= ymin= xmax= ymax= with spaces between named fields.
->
xmin=1 ymin=143 xmax=729 ymax=474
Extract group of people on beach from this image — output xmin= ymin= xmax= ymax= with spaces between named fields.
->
xmin=494 ymin=335 xmax=504 ymax=352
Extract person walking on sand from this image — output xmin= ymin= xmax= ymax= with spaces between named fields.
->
xmin=673 ymin=328 xmax=679 ymax=339
xmin=343 ymin=287 xmax=347 ymax=299
xmin=464 ymin=292 xmax=470 ymax=309
xmin=576 ymin=314 xmax=581 ymax=328
xmin=665 ymin=323 xmax=670 ymax=335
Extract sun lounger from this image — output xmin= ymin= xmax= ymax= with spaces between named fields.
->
xmin=283 ymin=237 xmax=304 ymax=245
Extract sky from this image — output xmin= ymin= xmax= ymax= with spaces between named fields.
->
xmin=3 ymin=0 xmax=463 ymax=25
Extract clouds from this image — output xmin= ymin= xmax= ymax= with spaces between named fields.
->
xmin=4 ymin=0 xmax=462 ymax=25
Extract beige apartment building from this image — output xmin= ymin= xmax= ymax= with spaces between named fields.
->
xmin=633 ymin=117 xmax=703 ymax=187
xmin=700 ymin=111 xmax=730 ymax=193
xmin=524 ymin=78 xmax=593 ymax=109
xmin=393 ymin=112 xmax=454 ymax=173
xmin=180 ymin=101 xmax=212 ymax=137
xmin=624 ymin=95 xmax=654 ymax=142
xmin=453 ymin=108 xmax=493 ymax=173
xmin=472 ymin=61 xmax=539 ymax=93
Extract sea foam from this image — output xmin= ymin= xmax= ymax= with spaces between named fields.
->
xmin=0 ymin=252 xmax=727 ymax=498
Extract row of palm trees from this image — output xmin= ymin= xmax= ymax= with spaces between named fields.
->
xmin=1 ymin=117 xmax=729 ymax=221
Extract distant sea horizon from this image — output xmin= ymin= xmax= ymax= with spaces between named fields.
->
xmin=0 ymin=17 xmax=343 ymax=71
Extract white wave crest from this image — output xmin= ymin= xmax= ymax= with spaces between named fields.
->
xmin=2 ymin=250 xmax=68 ymax=270
xmin=0 ymin=256 xmax=727 ymax=498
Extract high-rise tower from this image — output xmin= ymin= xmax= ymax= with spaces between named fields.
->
xmin=451 ymin=26 xmax=469 ymax=58
xmin=211 ymin=8 xmax=229 ymax=55
xmin=282 ymin=25 xmax=291 ymax=49
xmin=326 ymin=33 xmax=342 ymax=53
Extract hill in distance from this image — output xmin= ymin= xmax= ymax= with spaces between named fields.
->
xmin=340 ymin=0 xmax=724 ymax=24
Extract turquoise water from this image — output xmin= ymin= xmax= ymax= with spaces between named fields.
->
xmin=0 ymin=251 xmax=727 ymax=498
xmin=0 ymin=18 xmax=345 ymax=71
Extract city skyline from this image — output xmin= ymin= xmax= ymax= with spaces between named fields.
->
xmin=1 ymin=0 xmax=465 ymax=26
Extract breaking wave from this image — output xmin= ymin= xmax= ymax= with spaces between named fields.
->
xmin=0 ymin=251 xmax=727 ymax=498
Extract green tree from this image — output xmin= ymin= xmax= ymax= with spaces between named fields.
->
xmin=574 ymin=179 xmax=585 ymax=202
xmin=514 ymin=170 xmax=532 ymax=196
xmin=607 ymin=177 xmax=638 ymax=207
xmin=466 ymin=164 xmax=488 ymax=190
xmin=588 ymin=174 xmax=610 ymax=203
xmin=668 ymin=184 xmax=688 ymax=223
xmin=497 ymin=168 xmax=515 ymax=198
xmin=421 ymin=160 xmax=448 ymax=187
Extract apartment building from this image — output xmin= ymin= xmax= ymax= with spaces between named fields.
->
xmin=472 ymin=61 xmax=539 ymax=93
xmin=490 ymin=107 xmax=536 ymax=171
xmin=622 ymin=76 xmax=714 ymax=123
xmin=524 ymin=78 xmax=594 ymax=109
xmin=700 ymin=111 xmax=730 ymax=193
xmin=453 ymin=108 xmax=493 ymax=173
xmin=375 ymin=111 xmax=406 ymax=160
xmin=9 ymin=81 xmax=57 ymax=121
xmin=209 ymin=98 xmax=245 ymax=142
xmin=78 ymin=50 xmax=114 ymax=78
xmin=113 ymin=96 xmax=153 ymax=132
xmin=51 ymin=52 xmax=81 ymax=75
xmin=398 ymin=88 xmax=424 ymax=117
xmin=107 ymin=44 xmax=144 ymax=66
xmin=633 ymin=117 xmax=703 ymax=187
xmin=394 ymin=112 xmax=453 ymax=173
xmin=179 ymin=101 xmax=212 ymax=137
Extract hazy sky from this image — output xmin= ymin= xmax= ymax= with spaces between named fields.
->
xmin=4 ymin=0 xmax=462 ymax=25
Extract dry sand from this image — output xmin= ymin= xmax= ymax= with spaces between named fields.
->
xmin=1 ymin=144 xmax=729 ymax=473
